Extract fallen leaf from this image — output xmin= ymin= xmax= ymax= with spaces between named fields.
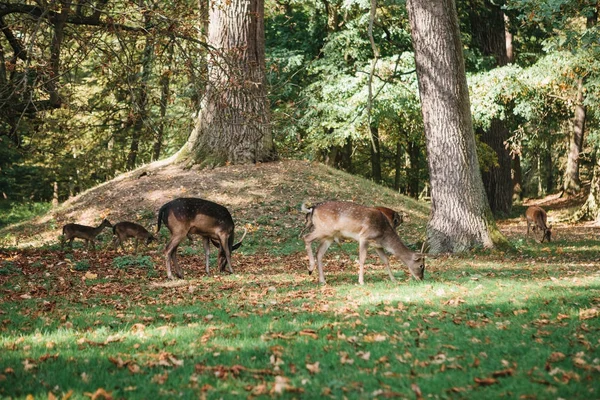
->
xmin=411 ymin=383 xmax=423 ymax=399
xmin=492 ymin=368 xmax=515 ymax=377
xmin=474 ymin=377 xmax=498 ymax=386
xmin=271 ymin=375 xmax=290 ymax=394
xmin=84 ymin=388 xmax=112 ymax=400
xmin=306 ymin=362 xmax=320 ymax=374
xmin=547 ymin=352 xmax=566 ymax=363
xmin=579 ymin=308 xmax=599 ymax=320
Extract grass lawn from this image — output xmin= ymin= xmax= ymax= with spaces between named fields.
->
xmin=1 ymin=231 xmax=599 ymax=399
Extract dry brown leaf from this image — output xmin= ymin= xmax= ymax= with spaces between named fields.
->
xmin=411 ymin=383 xmax=423 ymax=399
xmin=547 ymin=352 xmax=566 ymax=363
xmin=474 ymin=377 xmax=498 ymax=386
xmin=84 ymin=388 xmax=113 ymax=400
xmin=579 ymin=308 xmax=599 ymax=320
xmin=491 ymin=368 xmax=515 ymax=377
xmin=305 ymin=361 xmax=320 ymax=374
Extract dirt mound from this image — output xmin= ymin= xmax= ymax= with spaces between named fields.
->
xmin=0 ymin=159 xmax=430 ymax=248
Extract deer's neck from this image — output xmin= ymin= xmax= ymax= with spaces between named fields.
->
xmin=383 ymin=233 xmax=416 ymax=263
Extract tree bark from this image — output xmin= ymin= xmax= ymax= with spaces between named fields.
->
xmin=574 ymin=148 xmax=600 ymax=221
xmin=407 ymin=140 xmax=420 ymax=197
xmin=407 ymin=0 xmax=502 ymax=252
xmin=127 ymin=2 xmax=154 ymax=169
xmin=370 ymin=124 xmax=382 ymax=183
xmin=394 ymin=140 xmax=402 ymax=191
xmin=469 ymin=1 xmax=512 ymax=215
xmin=178 ymin=0 xmax=275 ymax=165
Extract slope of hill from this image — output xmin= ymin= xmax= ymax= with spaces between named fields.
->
xmin=0 ymin=160 xmax=430 ymax=250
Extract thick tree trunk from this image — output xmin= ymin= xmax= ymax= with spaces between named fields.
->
xmin=574 ymin=148 xmax=600 ymax=221
xmin=469 ymin=1 xmax=512 ymax=215
xmin=563 ymin=78 xmax=586 ymax=195
xmin=178 ymin=0 xmax=275 ymax=165
xmin=407 ymin=0 xmax=502 ymax=252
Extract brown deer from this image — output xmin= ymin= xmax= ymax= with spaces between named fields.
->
xmin=157 ymin=198 xmax=246 ymax=279
xmin=61 ymin=219 xmax=113 ymax=250
xmin=112 ymin=221 xmax=155 ymax=253
xmin=301 ymin=201 xmax=425 ymax=285
xmin=525 ymin=205 xmax=552 ymax=242
xmin=373 ymin=206 xmax=403 ymax=229
xmin=299 ymin=204 xmax=403 ymax=237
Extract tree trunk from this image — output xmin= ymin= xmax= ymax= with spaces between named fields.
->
xmin=153 ymin=43 xmax=174 ymax=162
xmin=127 ymin=3 xmax=153 ymax=169
xmin=574 ymin=148 xmax=600 ymax=221
xmin=563 ymin=79 xmax=587 ymax=195
xmin=178 ymin=0 xmax=275 ymax=165
xmin=370 ymin=124 xmax=382 ymax=183
xmin=512 ymin=153 xmax=523 ymax=200
xmin=47 ymin=0 xmax=69 ymax=107
xmin=394 ymin=141 xmax=402 ymax=191
xmin=407 ymin=140 xmax=420 ymax=198
xmin=469 ymin=1 xmax=512 ymax=215
xmin=407 ymin=0 xmax=502 ymax=252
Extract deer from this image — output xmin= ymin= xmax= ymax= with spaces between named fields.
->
xmin=525 ymin=205 xmax=552 ymax=242
xmin=373 ymin=206 xmax=403 ymax=229
xmin=299 ymin=204 xmax=403 ymax=238
xmin=301 ymin=201 xmax=425 ymax=285
xmin=112 ymin=221 xmax=155 ymax=253
xmin=157 ymin=198 xmax=247 ymax=280
xmin=61 ymin=219 xmax=113 ymax=250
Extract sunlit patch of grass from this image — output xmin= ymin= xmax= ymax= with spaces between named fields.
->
xmin=1 ymin=235 xmax=599 ymax=399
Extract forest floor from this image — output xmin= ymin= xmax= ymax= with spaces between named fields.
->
xmin=1 ymin=160 xmax=599 ymax=399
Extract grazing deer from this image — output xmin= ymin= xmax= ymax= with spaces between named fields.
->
xmin=373 ymin=206 xmax=403 ymax=229
xmin=157 ymin=198 xmax=246 ymax=279
xmin=299 ymin=204 xmax=403 ymax=237
xmin=525 ymin=205 xmax=552 ymax=242
xmin=61 ymin=219 xmax=113 ymax=250
xmin=112 ymin=221 xmax=155 ymax=253
xmin=301 ymin=201 xmax=425 ymax=285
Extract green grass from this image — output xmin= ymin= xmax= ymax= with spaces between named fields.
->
xmin=0 ymin=234 xmax=599 ymax=399
xmin=0 ymin=201 xmax=52 ymax=229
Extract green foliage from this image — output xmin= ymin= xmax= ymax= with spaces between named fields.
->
xmin=0 ymin=202 xmax=52 ymax=229
xmin=112 ymin=255 xmax=154 ymax=270
xmin=73 ymin=260 xmax=91 ymax=272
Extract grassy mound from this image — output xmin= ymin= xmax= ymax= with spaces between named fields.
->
xmin=0 ymin=159 xmax=429 ymax=250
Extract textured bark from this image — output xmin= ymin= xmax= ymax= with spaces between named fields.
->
xmin=153 ymin=43 xmax=174 ymax=161
xmin=126 ymin=5 xmax=153 ymax=170
xmin=179 ymin=0 xmax=275 ymax=165
xmin=563 ymin=79 xmax=586 ymax=195
xmin=469 ymin=1 xmax=512 ymax=215
xmin=574 ymin=148 xmax=600 ymax=221
xmin=512 ymin=153 xmax=523 ymax=200
xmin=407 ymin=0 xmax=500 ymax=252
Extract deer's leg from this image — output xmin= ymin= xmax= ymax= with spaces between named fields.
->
xmin=172 ymin=246 xmax=184 ymax=278
xmin=218 ymin=234 xmax=234 ymax=274
xmin=134 ymin=238 xmax=139 ymax=254
xmin=358 ymin=240 xmax=369 ymax=285
xmin=374 ymin=248 xmax=395 ymax=282
xmin=315 ymin=239 xmax=332 ymax=285
xmin=164 ymin=233 xmax=185 ymax=280
xmin=202 ymin=237 xmax=211 ymax=274
xmin=303 ymin=232 xmax=319 ymax=276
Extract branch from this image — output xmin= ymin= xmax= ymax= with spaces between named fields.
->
xmin=0 ymin=16 xmax=27 ymax=61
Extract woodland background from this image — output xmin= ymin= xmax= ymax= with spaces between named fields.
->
xmin=0 ymin=0 xmax=599 ymax=223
